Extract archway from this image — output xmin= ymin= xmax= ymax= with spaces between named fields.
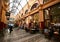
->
xmin=30 ymin=3 xmax=38 ymax=10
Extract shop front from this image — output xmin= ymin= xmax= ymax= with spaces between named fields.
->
xmin=44 ymin=3 xmax=60 ymax=28
xmin=24 ymin=12 xmax=39 ymax=33
xmin=25 ymin=16 xmax=32 ymax=25
xmin=33 ymin=12 xmax=39 ymax=24
xmin=29 ymin=12 xmax=39 ymax=33
xmin=24 ymin=16 xmax=33 ymax=32
xmin=44 ymin=3 xmax=60 ymax=39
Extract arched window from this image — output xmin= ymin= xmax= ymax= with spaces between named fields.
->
xmin=21 ymin=13 xmax=23 ymax=16
xmin=31 ymin=3 xmax=38 ymax=10
xmin=25 ymin=9 xmax=28 ymax=14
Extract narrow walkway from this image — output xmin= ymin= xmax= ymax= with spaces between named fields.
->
xmin=4 ymin=28 xmax=34 ymax=42
xmin=0 ymin=28 xmax=58 ymax=42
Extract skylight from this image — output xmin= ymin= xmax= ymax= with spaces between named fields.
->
xmin=9 ymin=0 xmax=29 ymax=16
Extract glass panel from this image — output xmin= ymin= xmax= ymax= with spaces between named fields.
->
xmin=13 ymin=0 xmax=19 ymax=3
xmin=12 ymin=7 xmax=16 ymax=10
xmin=50 ymin=3 xmax=60 ymax=23
xmin=13 ymin=3 xmax=18 ymax=7
xmin=20 ymin=0 xmax=27 ymax=7
xmin=11 ymin=9 xmax=16 ymax=13
xmin=9 ymin=3 xmax=13 ymax=8
xmin=9 ymin=0 xmax=29 ymax=15
xmin=10 ymin=0 xmax=13 ymax=2
xmin=18 ymin=5 xmax=22 ymax=10
xmin=16 ymin=9 xmax=19 ymax=13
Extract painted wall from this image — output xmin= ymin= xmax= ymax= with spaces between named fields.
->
xmin=0 ymin=0 xmax=2 ymax=21
xmin=1 ymin=9 xmax=7 ymax=24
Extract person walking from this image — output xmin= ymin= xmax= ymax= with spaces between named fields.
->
xmin=8 ymin=23 xmax=13 ymax=34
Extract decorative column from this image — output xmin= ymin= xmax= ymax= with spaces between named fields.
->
xmin=39 ymin=9 xmax=44 ymax=33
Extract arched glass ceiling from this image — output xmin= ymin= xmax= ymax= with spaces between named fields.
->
xmin=9 ymin=0 xmax=29 ymax=16
xmin=18 ymin=5 xmax=22 ymax=10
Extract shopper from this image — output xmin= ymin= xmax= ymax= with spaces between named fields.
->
xmin=44 ymin=27 xmax=49 ymax=38
xmin=48 ymin=26 xmax=54 ymax=39
xmin=8 ymin=23 xmax=13 ymax=34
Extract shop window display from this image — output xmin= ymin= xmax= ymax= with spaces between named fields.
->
xmin=44 ymin=3 xmax=60 ymax=27
xmin=44 ymin=9 xmax=50 ymax=28
xmin=50 ymin=3 xmax=60 ymax=23
xmin=44 ymin=3 xmax=60 ymax=38
xmin=33 ymin=12 xmax=39 ymax=23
